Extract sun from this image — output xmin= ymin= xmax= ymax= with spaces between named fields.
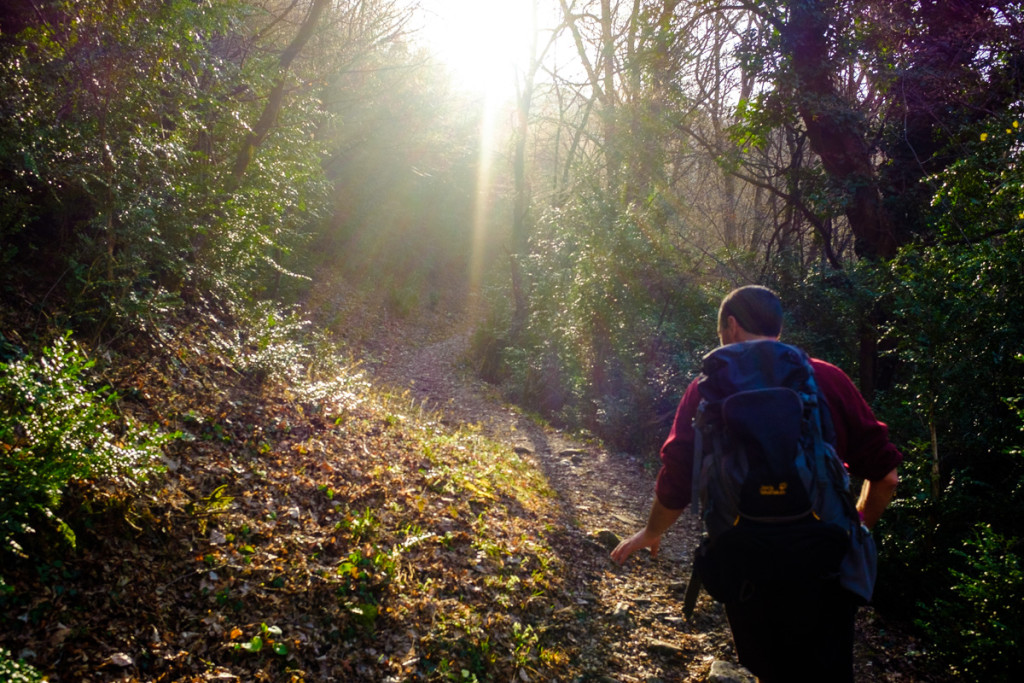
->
xmin=416 ymin=0 xmax=537 ymax=101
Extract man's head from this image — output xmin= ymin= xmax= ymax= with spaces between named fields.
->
xmin=718 ymin=285 xmax=783 ymax=344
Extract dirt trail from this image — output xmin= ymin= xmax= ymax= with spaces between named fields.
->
xmin=305 ymin=276 xmax=940 ymax=681
xmin=359 ymin=315 xmax=737 ymax=682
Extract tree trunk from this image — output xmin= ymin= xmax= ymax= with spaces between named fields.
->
xmin=778 ymin=0 xmax=897 ymax=397
xmin=559 ymin=0 xmax=618 ymax=192
xmin=780 ymin=1 xmax=898 ymax=260
xmin=600 ymin=0 xmax=619 ymax=191
xmin=229 ymin=0 xmax=329 ymax=190
xmin=510 ymin=0 xmax=542 ymax=337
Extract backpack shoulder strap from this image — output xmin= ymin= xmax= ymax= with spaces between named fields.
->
xmin=691 ymin=400 xmax=707 ymax=519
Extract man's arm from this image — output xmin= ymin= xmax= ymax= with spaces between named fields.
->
xmin=857 ymin=467 xmax=899 ymax=529
xmin=611 ymin=379 xmax=699 ymax=565
xmin=610 ymin=497 xmax=684 ymax=564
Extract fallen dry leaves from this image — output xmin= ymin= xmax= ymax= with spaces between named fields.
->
xmin=0 ymin=320 xmax=628 ymax=681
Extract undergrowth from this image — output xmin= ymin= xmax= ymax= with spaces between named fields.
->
xmin=0 ymin=333 xmax=173 ymax=554
xmin=0 ymin=300 xmax=573 ymax=681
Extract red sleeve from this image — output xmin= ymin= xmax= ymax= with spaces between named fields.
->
xmin=654 ymin=378 xmax=702 ymax=510
xmin=811 ymin=359 xmax=903 ymax=481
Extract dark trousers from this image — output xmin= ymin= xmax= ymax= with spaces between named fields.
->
xmin=724 ymin=579 xmax=858 ymax=683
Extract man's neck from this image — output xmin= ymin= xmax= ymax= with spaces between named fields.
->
xmin=735 ymin=333 xmax=778 ymax=343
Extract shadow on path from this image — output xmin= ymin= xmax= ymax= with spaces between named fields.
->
xmin=364 ymin=326 xmax=734 ymax=682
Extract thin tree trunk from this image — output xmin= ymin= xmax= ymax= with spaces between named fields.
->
xmin=510 ymin=0 xmax=543 ymax=337
xmin=600 ymin=0 xmax=619 ymax=190
xmin=930 ymin=402 xmax=941 ymax=501
xmin=229 ymin=0 xmax=329 ymax=190
xmin=559 ymin=0 xmax=617 ymax=191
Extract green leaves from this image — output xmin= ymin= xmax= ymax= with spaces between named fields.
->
xmin=863 ymin=178 xmax=1024 ymax=678
xmin=0 ymin=333 xmax=173 ymax=552
xmin=916 ymin=523 xmax=1024 ymax=678
xmin=234 ymin=623 xmax=288 ymax=656
xmin=0 ymin=648 xmax=44 ymax=683
xmin=0 ymin=0 xmax=334 ymax=330
xmin=929 ymin=113 xmax=1024 ymax=244
xmin=483 ymin=196 xmax=711 ymax=452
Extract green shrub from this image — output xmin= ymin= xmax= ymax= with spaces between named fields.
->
xmin=0 ymin=647 xmax=44 ymax=683
xmin=916 ymin=524 xmax=1024 ymax=680
xmin=212 ymin=300 xmax=315 ymax=386
xmin=0 ymin=333 xmax=170 ymax=553
xmin=478 ymin=197 xmax=714 ymax=453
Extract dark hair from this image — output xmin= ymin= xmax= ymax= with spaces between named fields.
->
xmin=718 ymin=285 xmax=783 ymax=337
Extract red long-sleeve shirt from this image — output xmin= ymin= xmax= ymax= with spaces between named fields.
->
xmin=654 ymin=357 xmax=903 ymax=510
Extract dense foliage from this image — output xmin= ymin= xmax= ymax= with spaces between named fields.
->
xmin=474 ymin=193 xmax=716 ymax=453
xmin=0 ymin=647 xmax=44 ymax=683
xmin=872 ymin=114 xmax=1024 ymax=677
xmin=0 ymin=0 xmax=407 ymax=333
xmin=0 ymin=334 xmax=171 ymax=553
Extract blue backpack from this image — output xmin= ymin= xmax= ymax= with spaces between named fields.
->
xmin=689 ymin=341 xmax=876 ymax=605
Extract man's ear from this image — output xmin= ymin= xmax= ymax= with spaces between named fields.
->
xmin=720 ymin=315 xmax=739 ymax=344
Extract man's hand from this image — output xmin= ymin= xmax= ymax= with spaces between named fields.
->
xmin=610 ymin=529 xmax=662 ymax=564
xmin=610 ymin=498 xmax=684 ymax=565
xmin=857 ymin=467 xmax=899 ymax=529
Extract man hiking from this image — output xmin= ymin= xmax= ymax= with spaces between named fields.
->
xmin=611 ymin=285 xmax=901 ymax=682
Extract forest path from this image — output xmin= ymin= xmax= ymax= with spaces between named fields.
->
xmin=350 ymin=306 xmax=737 ymax=682
xmin=302 ymin=277 xmax=937 ymax=681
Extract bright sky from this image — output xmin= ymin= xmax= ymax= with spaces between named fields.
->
xmin=415 ymin=0 xmax=538 ymax=100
